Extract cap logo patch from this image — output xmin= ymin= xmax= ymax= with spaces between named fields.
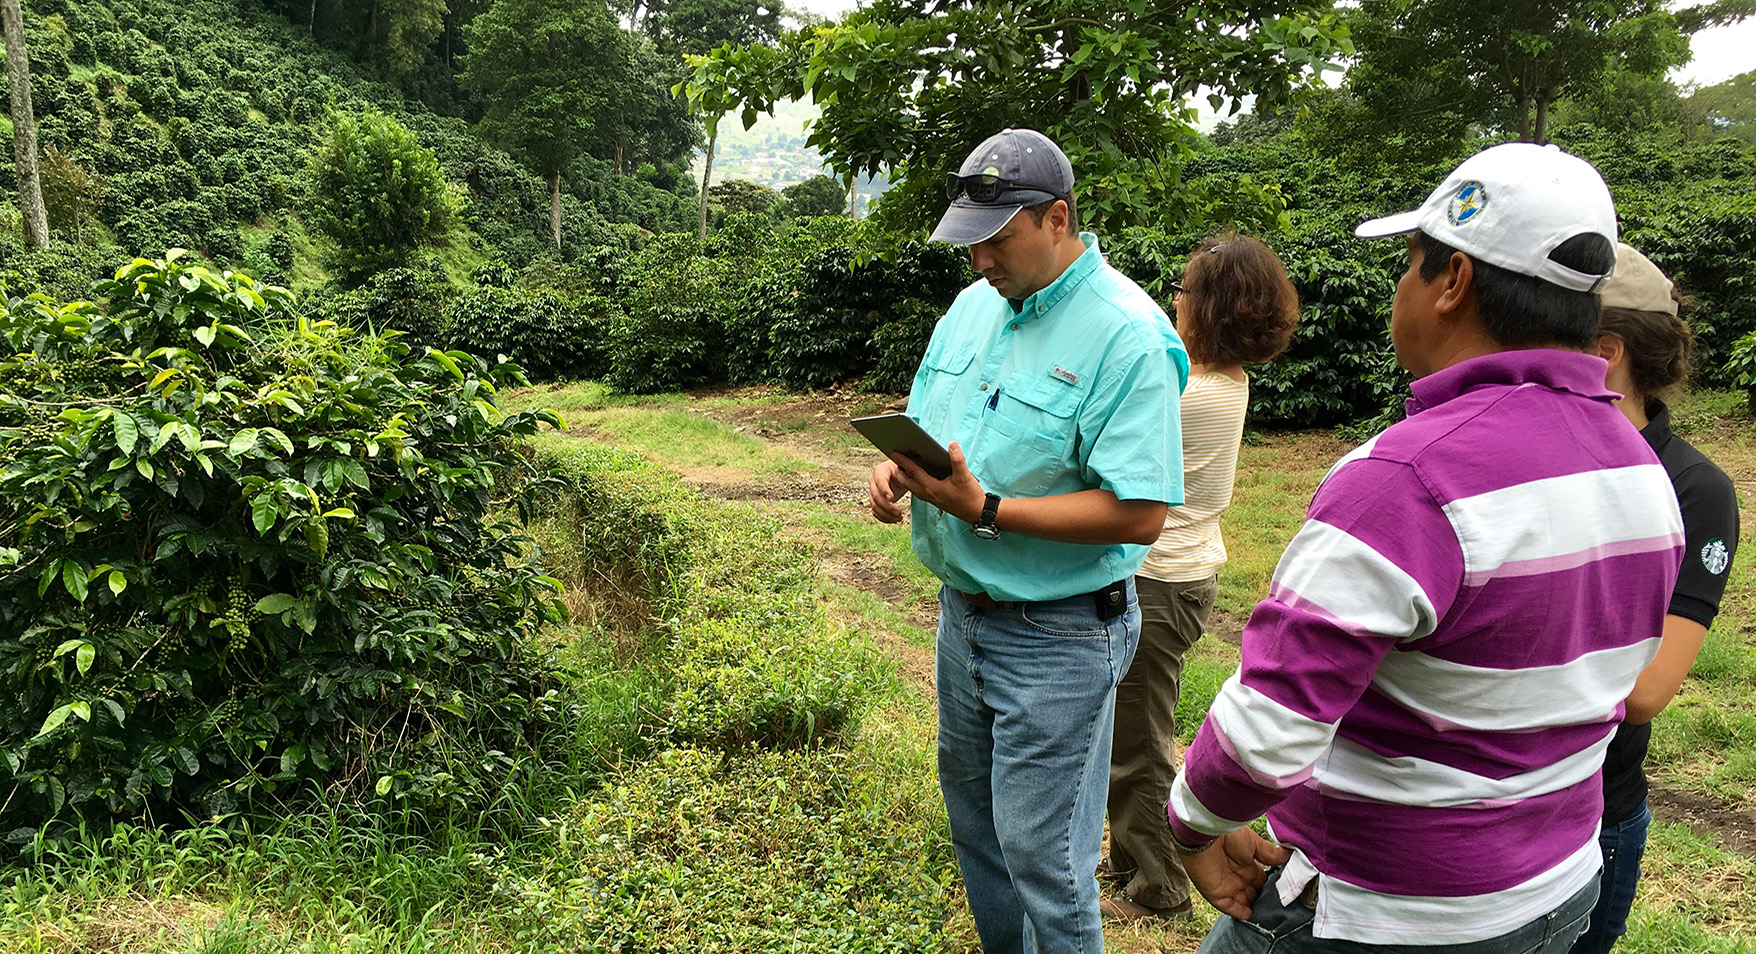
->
xmin=1702 ymin=537 xmax=1730 ymax=575
xmin=1447 ymin=180 xmax=1488 ymax=227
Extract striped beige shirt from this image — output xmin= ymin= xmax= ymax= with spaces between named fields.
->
xmin=1138 ymin=371 xmax=1249 ymax=583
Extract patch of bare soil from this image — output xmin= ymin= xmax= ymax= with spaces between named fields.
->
xmin=1650 ymin=781 xmax=1756 ymax=859
xmin=1206 ymin=609 xmax=1244 ymax=645
xmin=700 ymin=477 xmax=866 ymax=506
xmin=689 ymin=387 xmax=901 ymax=488
xmin=815 ymin=541 xmax=937 ymax=698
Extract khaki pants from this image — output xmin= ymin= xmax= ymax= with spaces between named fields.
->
xmin=1105 ymin=573 xmax=1215 ymax=910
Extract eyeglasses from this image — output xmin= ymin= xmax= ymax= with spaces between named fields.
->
xmin=1169 ymin=281 xmax=1184 ymax=299
xmin=945 ymin=172 xmax=1068 ymax=204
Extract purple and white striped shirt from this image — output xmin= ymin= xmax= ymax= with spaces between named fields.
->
xmin=1169 ymin=350 xmax=1684 ymax=944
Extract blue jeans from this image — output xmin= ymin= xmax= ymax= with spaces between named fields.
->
xmin=1198 ymin=866 xmax=1599 ymax=954
xmin=936 ymin=583 xmax=1140 ymax=954
xmin=1569 ymin=799 xmax=1651 ymax=954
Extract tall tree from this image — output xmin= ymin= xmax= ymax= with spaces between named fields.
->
xmin=1691 ymin=69 xmax=1756 ymax=143
xmin=461 ymin=0 xmax=634 ymax=248
xmin=0 ymin=0 xmax=47 ymax=249
xmin=699 ymin=0 xmax=1351 ymax=234
xmin=1344 ymin=0 xmax=1740 ymax=145
xmin=644 ymin=0 xmax=782 ymax=55
xmin=677 ymin=40 xmax=791 ymax=239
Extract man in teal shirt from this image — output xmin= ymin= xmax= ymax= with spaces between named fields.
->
xmin=868 ymin=128 xmax=1188 ymax=953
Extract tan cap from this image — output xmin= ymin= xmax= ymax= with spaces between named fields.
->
xmin=1601 ymin=244 xmax=1677 ymax=316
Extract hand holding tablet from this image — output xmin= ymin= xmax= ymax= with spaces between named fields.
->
xmin=850 ymin=413 xmax=954 ymax=480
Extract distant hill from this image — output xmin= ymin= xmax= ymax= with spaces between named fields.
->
xmin=692 ymin=97 xmax=889 ymax=212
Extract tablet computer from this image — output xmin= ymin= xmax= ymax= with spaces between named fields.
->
xmin=850 ymin=413 xmax=954 ymax=480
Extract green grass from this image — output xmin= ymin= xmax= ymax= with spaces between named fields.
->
xmin=508 ymin=384 xmax=823 ymax=478
xmin=821 ymin=582 xmax=934 ymax=648
xmin=503 ymin=380 xmax=690 ymax=413
xmin=1642 ymin=393 xmax=1756 ymax=810
xmin=572 ymin=406 xmax=821 ymax=478
xmin=15 ymin=385 xmax=1740 ymax=952
xmin=1215 ymin=430 xmax=1347 ymax=615
xmin=770 ymin=502 xmax=942 ymax=604
xmin=1618 ymin=821 xmax=1756 ymax=952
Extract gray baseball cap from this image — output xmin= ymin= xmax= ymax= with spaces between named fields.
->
xmin=930 ymin=128 xmax=1075 ymax=245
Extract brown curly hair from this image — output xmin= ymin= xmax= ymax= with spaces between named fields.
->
xmin=1599 ymin=303 xmax=1692 ymax=398
xmin=1178 ymin=233 xmax=1300 ymax=366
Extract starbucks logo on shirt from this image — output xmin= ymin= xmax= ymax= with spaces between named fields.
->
xmin=1702 ymin=538 xmax=1730 ymax=576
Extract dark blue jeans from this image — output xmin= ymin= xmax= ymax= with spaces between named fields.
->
xmin=1197 ymin=866 xmax=1599 ymax=953
xmin=936 ymin=583 xmax=1140 ymax=954
xmin=1569 ymin=798 xmax=1651 ymax=954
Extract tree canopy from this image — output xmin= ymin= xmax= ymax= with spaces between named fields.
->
xmin=461 ymin=0 xmax=638 ymax=246
xmin=1343 ymin=0 xmax=1730 ymax=145
xmin=686 ymin=0 xmax=1351 ymax=235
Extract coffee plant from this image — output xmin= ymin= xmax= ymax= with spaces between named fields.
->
xmin=0 ymin=252 xmax=571 ymax=837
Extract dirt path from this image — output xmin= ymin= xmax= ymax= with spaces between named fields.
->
xmin=686 ymin=389 xmax=896 ymax=505
xmin=1651 ymin=781 xmax=1756 ymax=858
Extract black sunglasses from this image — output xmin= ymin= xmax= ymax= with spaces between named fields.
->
xmin=945 ymin=172 xmax=1067 ymax=204
xmin=1169 ymin=281 xmax=1184 ymax=296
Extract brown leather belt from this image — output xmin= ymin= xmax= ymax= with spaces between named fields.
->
xmin=955 ymin=589 xmax=1001 ymax=608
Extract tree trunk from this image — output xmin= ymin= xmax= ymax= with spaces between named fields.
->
xmin=697 ymin=127 xmax=715 ymax=240
xmin=614 ymin=140 xmax=624 ymax=176
xmin=1533 ymin=92 xmax=1551 ymax=145
xmin=310 ymin=0 xmax=318 ymax=33
xmin=549 ymin=168 xmax=562 ymax=250
xmin=847 ymin=177 xmax=857 ymax=219
xmin=1 ymin=0 xmax=47 ymax=249
xmin=1514 ymin=91 xmax=1532 ymax=141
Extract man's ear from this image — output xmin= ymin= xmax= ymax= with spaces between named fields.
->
xmin=1050 ymin=199 xmax=1071 ymax=237
xmin=1433 ymin=251 xmax=1474 ymax=317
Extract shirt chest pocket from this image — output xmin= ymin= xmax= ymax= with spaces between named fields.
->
xmin=977 ymin=371 xmax=1084 ymax=497
xmin=917 ymin=347 xmax=975 ymax=432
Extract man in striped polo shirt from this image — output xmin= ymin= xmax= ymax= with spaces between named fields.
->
xmin=1167 ymin=143 xmax=1685 ymax=953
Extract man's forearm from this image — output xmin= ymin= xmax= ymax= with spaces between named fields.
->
xmin=991 ymin=490 xmax=1165 ymax=546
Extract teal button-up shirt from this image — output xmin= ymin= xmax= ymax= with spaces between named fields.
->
xmin=906 ymin=232 xmax=1188 ymax=602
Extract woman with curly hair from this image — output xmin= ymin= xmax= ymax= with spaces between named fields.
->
xmin=1101 ymin=233 xmax=1300 ymax=921
xmin=1569 ymin=245 xmax=1740 ymax=953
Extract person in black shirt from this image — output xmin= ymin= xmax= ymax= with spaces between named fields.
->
xmin=1571 ymin=244 xmax=1742 ymax=954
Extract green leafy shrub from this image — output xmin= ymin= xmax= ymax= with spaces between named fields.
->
xmin=606 ymin=236 xmax=734 ymax=393
xmin=759 ymin=242 xmax=968 ymax=390
xmin=304 ymin=108 xmax=464 ymax=284
xmin=865 ymin=298 xmax=942 ymax=394
xmin=0 ymin=252 xmax=572 ymax=835
xmin=1252 ymin=237 xmax=1407 ymax=427
xmin=0 ymin=241 xmax=111 ymax=303
xmin=1724 ymin=329 xmax=1756 ymax=415
xmin=308 ymin=262 xmax=453 ymax=348
xmin=446 ymin=287 xmax=614 ymax=383
xmin=1623 ymin=192 xmax=1756 ymax=385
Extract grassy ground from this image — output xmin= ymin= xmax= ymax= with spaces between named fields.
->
xmin=517 ymin=381 xmax=1756 ymax=953
xmin=1645 ymin=391 xmax=1756 ymax=814
xmin=7 ymin=382 xmax=1750 ymax=952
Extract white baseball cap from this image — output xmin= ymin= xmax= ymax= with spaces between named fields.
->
xmin=1355 ymin=143 xmax=1618 ymax=293
xmin=1601 ymin=243 xmax=1678 ymax=316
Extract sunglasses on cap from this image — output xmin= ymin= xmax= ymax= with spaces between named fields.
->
xmin=945 ymin=172 xmax=1069 ymax=204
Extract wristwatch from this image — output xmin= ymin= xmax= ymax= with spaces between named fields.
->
xmin=971 ymin=493 xmax=1001 ymax=540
